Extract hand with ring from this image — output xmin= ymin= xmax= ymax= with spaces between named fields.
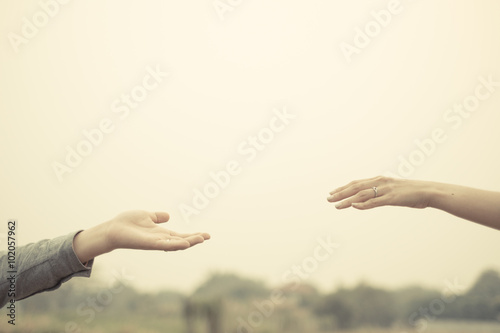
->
xmin=327 ymin=176 xmax=432 ymax=210
xmin=327 ymin=176 xmax=500 ymax=231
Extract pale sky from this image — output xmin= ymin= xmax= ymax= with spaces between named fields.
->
xmin=1 ymin=0 xmax=500 ymax=295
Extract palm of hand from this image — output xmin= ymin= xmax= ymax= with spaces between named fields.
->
xmin=107 ymin=210 xmax=209 ymax=252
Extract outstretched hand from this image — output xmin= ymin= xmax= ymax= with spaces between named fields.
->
xmin=327 ymin=176 xmax=432 ymax=210
xmin=106 ymin=210 xmax=210 ymax=251
xmin=73 ymin=210 xmax=211 ymax=263
xmin=327 ymin=176 xmax=500 ymax=230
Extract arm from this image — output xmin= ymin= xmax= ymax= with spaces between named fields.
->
xmin=0 ymin=210 xmax=210 ymax=308
xmin=327 ymin=176 xmax=500 ymax=230
xmin=0 ymin=231 xmax=92 ymax=308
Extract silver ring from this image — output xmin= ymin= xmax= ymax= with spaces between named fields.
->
xmin=372 ymin=186 xmax=378 ymax=198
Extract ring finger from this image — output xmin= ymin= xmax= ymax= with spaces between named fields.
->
xmin=335 ymin=186 xmax=384 ymax=209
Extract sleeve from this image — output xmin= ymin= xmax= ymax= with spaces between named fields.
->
xmin=0 ymin=230 xmax=94 ymax=308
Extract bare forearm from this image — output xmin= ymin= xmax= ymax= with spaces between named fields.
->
xmin=73 ymin=221 xmax=113 ymax=264
xmin=427 ymin=182 xmax=500 ymax=230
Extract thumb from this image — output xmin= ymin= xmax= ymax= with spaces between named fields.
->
xmin=151 ymin=211 xmax=170 ymax=224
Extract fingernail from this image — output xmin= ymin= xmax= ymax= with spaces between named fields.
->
xmin=335 ymin=203 xmax=342 ymax=209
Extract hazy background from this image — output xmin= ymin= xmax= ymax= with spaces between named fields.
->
xmin=1 ymin=0 xmax=500 ymax=298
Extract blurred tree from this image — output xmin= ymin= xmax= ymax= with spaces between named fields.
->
xmin=466 ymin=269 xmax=500 ymax=299
xmin=315 ymin=294 xmax=354 ymax=329
xmin=280 ymin=282 xmax=320 ymax=309
xmin=443 ymin=269 xmax=500 ymax=321
xmin=315 ymin=283 xmax=397 ymax=329
xmin=392 ymin=286 xmax=441 ymax=321
xmin=192 ymin=273 xmax=269 ymax=300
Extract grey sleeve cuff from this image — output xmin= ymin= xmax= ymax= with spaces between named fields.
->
xmin=43 ymin=230 xmax=95 ymax=289
xmin=0 ymin=230 xmax=94 ymax=308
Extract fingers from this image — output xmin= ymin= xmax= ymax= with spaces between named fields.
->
xmin=177 ymin=232 xmax=210 ymax=246
xmin=327 ymin=177 xmax=376 ymax=202
xmin=199 ymin=232 xmax=211 ymax=240
xmin=184 ymin=234 xmax=209 ymax=246
xmin=169 ymin=230 xmax=211 ymax=240
xmin=327 ymin=176 xmax=389 ymax=203
xmin=158 ymin=233 xmax=210 ymax=252
xmin=146 ymin=212 xmax=210 ymax=251
xmin=327 ymin=176 xmax=394 ymax=210
xmin=334 ymin=187 xmax=381 ymax=209
xmin=328 ymin=177 xmax=374 ymax=195
xmin=334 ymin=176 xmax=382 ymax=193
xmin=158 ymin=238 xmax=191 ymax=251
xmin=352 ymin=197 xmax=387 ymax=210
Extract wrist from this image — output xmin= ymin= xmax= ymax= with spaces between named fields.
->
xmin=425 ymin=181 xmax=447 ymax=210
xmin=73 ymin=221 xmax=114 ymax=264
